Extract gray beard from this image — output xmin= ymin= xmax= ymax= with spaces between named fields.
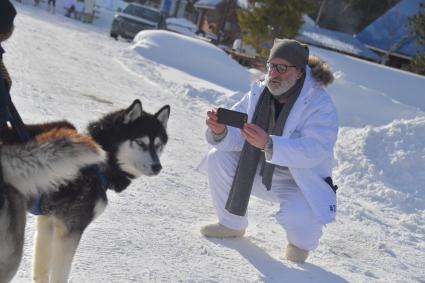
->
xmin=266 ymin=74 xmax=298 ymax=96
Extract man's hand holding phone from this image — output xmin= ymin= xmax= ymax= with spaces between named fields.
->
xmin=206 ymin=108 xmax=226 ymax=135
xmin=206 ymin=107 xmax=247 ymax=135
xmin=206 ymin=108 xmax=268 ymax=149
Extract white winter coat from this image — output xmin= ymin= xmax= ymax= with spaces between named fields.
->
xmin=202 ymin=66 xmax=339 ymax=224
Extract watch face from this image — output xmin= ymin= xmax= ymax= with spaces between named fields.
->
xmin=263 ymin=137 xmax=273 ymax=152
xmin=267 ymin=137 xmax=273 ymax=149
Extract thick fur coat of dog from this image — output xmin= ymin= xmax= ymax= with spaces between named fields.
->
xmin=25 ymin=99 xmax=170 ymax=283
xmin=0 ymin=129 xmax=106 ymax=283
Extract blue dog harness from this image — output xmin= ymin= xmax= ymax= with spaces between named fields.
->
xmin=94 ymin=166 xmax=109 ymax=190
xmin=28 ymin=195 xmax=43 ymax=215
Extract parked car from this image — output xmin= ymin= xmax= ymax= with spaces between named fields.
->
xmin=165 ymin=17 xmax=198 ymax=37
xmin=110 ymin=3 xmax=162 ymax=40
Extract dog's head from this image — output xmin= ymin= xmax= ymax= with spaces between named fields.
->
xmin=115 ymin=99 xmax=170 ymax=177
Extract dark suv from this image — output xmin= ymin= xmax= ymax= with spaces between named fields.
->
xmin=110 ymin=3 xmax=162 ymax=40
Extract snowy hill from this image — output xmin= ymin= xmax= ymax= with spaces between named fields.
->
xmin=5 ymin=1 xmax=425 ymax=282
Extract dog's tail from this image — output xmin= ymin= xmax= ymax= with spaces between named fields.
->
xmin=1 ymin=128 xmax=106 ymax=198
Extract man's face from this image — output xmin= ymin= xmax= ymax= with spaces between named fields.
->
xmin=266 ymin=57 xmax=303 ymax=96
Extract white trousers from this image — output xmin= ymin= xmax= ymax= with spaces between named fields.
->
xmin=206 ymin=148 xmax=323 ymax=251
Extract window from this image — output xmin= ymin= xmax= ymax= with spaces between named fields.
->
xmin=124 ymin=5 xmax=161 ymax=22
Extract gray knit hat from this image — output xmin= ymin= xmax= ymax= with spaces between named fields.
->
xmin=268 ymin=38 xmax=309 ymax=69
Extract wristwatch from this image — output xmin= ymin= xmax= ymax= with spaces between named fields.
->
xmin=262 ymin=136 xmax=273 ymax=155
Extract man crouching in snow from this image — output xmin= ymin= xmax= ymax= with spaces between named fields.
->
xmin=198 ymin=39 xmax=338 ymax=263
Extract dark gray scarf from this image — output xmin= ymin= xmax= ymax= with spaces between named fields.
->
xmin=225 ymin=74 xmax=306 ymax=216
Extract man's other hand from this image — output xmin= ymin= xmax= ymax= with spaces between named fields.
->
xmin=241 ymin=123 xmax=269 ymax=149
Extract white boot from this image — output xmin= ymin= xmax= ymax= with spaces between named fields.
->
xmin=200 ymin=223 xmax=245 ymax=238
xmin=285 ymin=244 xmax=309 ymax=263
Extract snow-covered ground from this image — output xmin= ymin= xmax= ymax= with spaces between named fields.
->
xmin=5 ymin=1 xmax=425 ymax=282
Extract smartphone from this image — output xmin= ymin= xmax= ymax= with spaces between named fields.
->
xmin=216 ymin=108 xmax=248 ymax=129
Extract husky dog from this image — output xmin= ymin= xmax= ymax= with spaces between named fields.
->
xmin=28 ymin=99 xmax=170 ymax=283
xmin=0 ymin=129 xmax=106 ymax=283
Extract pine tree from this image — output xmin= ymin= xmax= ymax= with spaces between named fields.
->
xmin=405 ymin=3 xmax=425 ymax=75
xmin=237 ymin=0 xmax=316 ymax=57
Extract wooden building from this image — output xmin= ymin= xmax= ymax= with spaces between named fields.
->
xmin=194 ymin=0 xmax=239 ymax=45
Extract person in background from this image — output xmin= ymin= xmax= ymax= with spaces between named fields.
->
xmin=0 ymin=0 xmax=31 ymax=142
xmin=83 ymin=0 xmax=96 ymax=23
xmin=64 ymin=0 xmax=77 ymax=18
xmin=198 ymin=39 xmax=338 ymax=263
xmin=47 ymin=0 xmax=56 ymax=13
xmin=75 ymin=0 xmax=85 ymax=21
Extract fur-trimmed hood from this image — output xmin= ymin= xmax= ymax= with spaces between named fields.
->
xmin=307 ymin=55 xmax=334 ymax=86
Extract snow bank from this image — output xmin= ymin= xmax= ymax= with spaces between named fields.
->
xmin=301 ymin=46 xmax=425 ymax=127
xmin=130 ymin=30 xmax=251 ymax=92
xmin=309 ymin=46 xmax=425 ymax=112
xmin=335 ymin=117 xmax=425 ymax=211
xmin=327 ymin=74 xmax=424 ymax=127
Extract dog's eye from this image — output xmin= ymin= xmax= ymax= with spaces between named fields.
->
xmin=135 ymin=140 xmax=148 ymax=150
xmin=155 ymin=144 xmax=163 ymax=151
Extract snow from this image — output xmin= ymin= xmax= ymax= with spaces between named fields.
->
xmin=4 ymin=1 xmax=425 ymax=282
xmin=310 ymin=47 xmax=425 ymax=123
xmin=194 ymin=0 xmax=223 ymax=9
xmin=298 ymin=17 xmax=382 ymax=62
xmin=131 ymin=30 xmax=252 ymax=92
xmin=165 ymin=24 xmax=197 ymax=37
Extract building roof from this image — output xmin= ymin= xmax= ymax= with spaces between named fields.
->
xmin=356 ymin=0 xmax=425 ymax=58
xmin=296 ymin=16 xmax=382 ymax=62
xmin=194 ymin=0 xmax=223 ymax=10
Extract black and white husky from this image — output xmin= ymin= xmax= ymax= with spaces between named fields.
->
xmin=0 ymin=129 xmax=106 ymax=283
xmin=29 ymin=99 xmax=170 ymax=283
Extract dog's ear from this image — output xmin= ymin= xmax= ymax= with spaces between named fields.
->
xmin=124 ymin=99 xmax=143 ymax=124
xmin=155 ymin=105 xmax=170 ymax=129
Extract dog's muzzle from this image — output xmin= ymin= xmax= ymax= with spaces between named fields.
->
xmin=151 ymin=163 xmax=162 ymax=174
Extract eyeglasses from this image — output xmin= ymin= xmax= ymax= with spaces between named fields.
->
xmin=266 ymin=62 xmax=297 ymax=74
